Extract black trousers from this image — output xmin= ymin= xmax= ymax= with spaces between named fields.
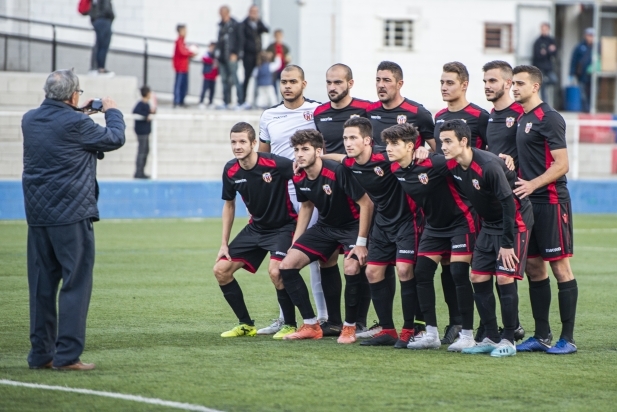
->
xmin=135 ymin=134 xmax=150 ymax=177
xmin=27 ymin=219 xmax=95 ymax=368
xmin=243 ymin=53 xmax=258 ymax=104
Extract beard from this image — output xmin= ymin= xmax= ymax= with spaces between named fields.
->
xmin=486 ymin=85 xmax=505 ymax=102
xmin=282 ymin=90 xmax=303 ymax=103
xmin=329 ymin=87 xmax=349 ymax=103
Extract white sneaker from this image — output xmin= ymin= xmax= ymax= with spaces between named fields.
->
xmin=87 ymin=70 xmax=99 ymax=76
xmin=256 ymin=318 xmax=284 ymax=335
xmin=407 ymin=333 xmax=441 ymax=350
xmin=447 ymin=332 xmax=477 ymax=352
xmin=198 ymin=103 xmax=206 ymax=110
xmin=355 ymin=321 xmax=382 ymax=339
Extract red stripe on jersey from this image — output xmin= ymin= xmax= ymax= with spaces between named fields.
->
xmin=490 ymin=108 xmax=495 ymax=114
xmin=321 ymin=167 xmax=337 ymax=181
xmin=513 ymin=197 xmax=527 ymax=232
xmin=344 ymin=157 xmax=356 ymax=167
xmin=470 ymin=161 xmax=483 ymax=177
xmin=227 ymin=162 xmax=241 ymax=179
xmin=293 ymin=170 xmax=307 ymax=183
xmin=435 ymin=108 xmax=448 ymax=119
xmin=350 ymin=99 xmax=371 ymax=109
xmin=446 ymin=159 xmax=458 ymax=170
xmin=544 ymin=141 xmax=558 ymax=204
xmin=285 ymin=191 xmax=298 ymax=220
xmin=257 ymin=157 xmax=277 ymax=168
xmin=510 ymin=102 xmax=524 ymax=114
xmin=346 ymin=196 xmax=360 ymax=219
xmin=534 ymin=106 xmax=545 ymax=121
xmin=313 ymin=102 xmax=331 ymax=117
xmin=464 ymin=105 xmax=481 ymax=118
xmin=557 ymin=203 xmax=564 ymax=254
xmin=294 ymin=242 xmax=329 ymax=262
xmin=418 ymin=157 xmax=433 ymax=168
xmin=390 ymin=162 xmax=401 ymax=172
xmin=446 ymin=176 xmax=476 ymax=233
xmin=475 ymin=136 xmax=484 ymax=149
xmin=405 ymin=194 xmax=418 ymax=216
xmin=366 ymin=101 xmax=382 ymax=112
xmin=400 ymin=101 xmax=418 ymax=114
xmin=370 ymin=153 xmax=386 ymax=162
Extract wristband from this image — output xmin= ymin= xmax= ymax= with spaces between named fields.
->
xmin=356 ymin=236 xmax=367 ymax=247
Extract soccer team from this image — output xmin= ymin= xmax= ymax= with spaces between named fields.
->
xmin=212 ymin=59 xmax=578 ymax=357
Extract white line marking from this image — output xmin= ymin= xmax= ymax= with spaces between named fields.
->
xmin=0 ymin=380 xmax=223 ymax=412
xmin=574 ymin=228 xmax=617 ymax=233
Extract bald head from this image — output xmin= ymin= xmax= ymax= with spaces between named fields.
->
xmin=327 ymin=64 xmax=353 ymax=81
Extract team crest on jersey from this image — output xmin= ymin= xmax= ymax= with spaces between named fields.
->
xmin=262 ymin=172 xmax=272 ymax=183
xmin=303 ymin=111 xmax=313 ymax=121
xmin=350 ymin=114 xmax=360 ymax=118
xmin=374 ymin=166 xmax=384 ymax=177
xmin=525 ymin=122 xmax=533 ymax=133
xmin=472 ymin=179 xmax=480 ymax=190
xmin=506 ymin=117 xmax=515 ymax=128
xmin=418 ymin=173 xmax=429 ymax=185
xmin=397 ymin=115 xmax=407 ymax=124
xmin=322 ymin=184 xmax=332 ymax=195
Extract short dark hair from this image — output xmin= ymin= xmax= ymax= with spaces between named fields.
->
xmin=290 ymin=129 xmax=324 ymax=150
xmin=140 ymin=85 xmax=151 ymax=97
xmin=513 ymin=65 xmax=543 ymax=86
xmin=282 ymin=64 xmax=305 ymax=80
xmin=274 ymin=29 xmax=283 ymax=35
xmin=328 ymin=63 xmax=353 ymax=81
xmin=230 ymin=122 xmax=256 ymax=142
xmin=439 ymin=120 xmax=472 ymax=147
xmin=176 ymin=24 xmax=186 ymax=33
xmin=482 ymin=60 xmax=513 ymax=79
xmin=443 ymin=61 xmax=469 ymax=83
xmin=343 ymin=117 xmax=372 ymax=138
xmin=377 ymin=61 xmax=403 ymax=81
xmin=381 ymin=123 xmax=418 ymax=146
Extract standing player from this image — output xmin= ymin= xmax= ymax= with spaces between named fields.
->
xmin=278 ymin=129 xmax=374 ymax=343
xmin=433 ymin=61 xmax=490 ymax=345
xmin=439 ymin=120 xmax=533 ymax=357
xmin=383 ymin=123 xmax=478 ymax=351
xmin=512 ymin=65 xmax=578 ymax=355
xmin=214 ymin=122 xmax=298 ymax=339
xmin=258 ymin=65 xmax=329 ymax=335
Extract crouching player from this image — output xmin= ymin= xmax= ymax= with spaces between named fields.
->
xmin=384 ymin=123 xmax=478 ymax=351
xmin=279 ymin=129 xmax=374 ymax=343
xmin=440 ymin=120 xmax=533 ymax=357
xmin=214 ymin=122 xmax=299 ymax=339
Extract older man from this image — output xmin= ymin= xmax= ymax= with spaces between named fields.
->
xmin=22 ymin=69 xmax=125 ymax=370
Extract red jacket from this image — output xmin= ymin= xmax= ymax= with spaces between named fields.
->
xmin=173 ymin=37 xmax=192 ymax=73
xmin=203 ymin=54 xmax=219 ymax=80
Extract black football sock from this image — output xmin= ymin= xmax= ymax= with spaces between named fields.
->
xmin=441 ymin=264 xmax=462 ymax=325
xmin=369 ymin=278 xmax=395 ymax=329
xmin=385 ymin=265 xmax=396 ymax=312
xmin=450 ymin=262 xmax=474 ymax=330
xmin=497 ymin=282 xmax=518 ymax=343
xmin=344 ymin=274 xmax=361 ymax=324
xmin=320 ymin=265 xmax=343 ymax=325
xmin=472 ymin=280 xmax=499 ymax=342
xmin=557 ymin=279 xmax=578 ymax=342
xmin=356 ymin=267 xmax=371 ymax=326
xmin=220 ymin=279 xmax=253 ymax=325
xmin=276 ymin=288 xmax=297 ymax=327
xmin=414 ymin=257 xmax=438 ymax=327
xmin=400 ymin=278 xmax=418 ymax=330
xmin=515 ymin=280 xmax=521 ymax=327
xmin=280 ymin=268 xmax=316 ymax=320
xmin=528 ymin=277 xmax=552 ymax=339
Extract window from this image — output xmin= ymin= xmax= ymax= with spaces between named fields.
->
xmin=484 ymin=23 xmax=512 ymax=53
xmin=384 ymin=19 xmax=414 ymax=50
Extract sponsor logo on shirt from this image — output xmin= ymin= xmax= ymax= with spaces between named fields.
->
xmin=352 ymin=170 xmax=362 ymax=174
xmin=234 ymin=179 xmax=247 ymax=183
xmin=350 ymin=114 xmax=360 ymax=118
xmin=304 ymin=111 xmax=314 ymax=121
xmin=436 ymin=119 xmax=445 ymax=123
xmin=488 ymin=118 xmax=494 ymax=122
xmin=397 ymin=115 xmax=407 ymax=124
xmin=320 ymin=117 xmax=333 ymax=122
xmin=452 ymin=243 xmax=467 ymax=249
xmin=546 ymin=247 xmax=562 ymax=253
xmin=371 ymin=115 xmax=382 ymax=119
xmin=374 ymin=166 xmax=384 ymax=176
xmin=418 ymin=173 xmax=429 ymax=184
xmin=472 ymin=179 xmax=481 ymax=190
xmin=322 ymin=184 xmax=332 ymax=195
xmin=299 ymin=187 xmax=311 ymax=191
xmin=273 ymin=115 xmax=288 ymax=119
xmin=506 ymin=117 xmax=515 ymax=128
xmin=398 ymin=177 xmax=406 ymax=181
xmin=399 ymin=249 xmax=415 ymax=254
xmin=453 ymin=175 xmax=462 ymax=181
xmin=525 ymin=122 xmax=532 ymax=133
xmin=275 ymin=251 xmax=287 ymax=257
xmin=262 ymin=172 xmax=272 ymax=183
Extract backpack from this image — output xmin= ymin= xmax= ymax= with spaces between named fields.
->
xmin=78 ymin=0 xmax=92 ymax=16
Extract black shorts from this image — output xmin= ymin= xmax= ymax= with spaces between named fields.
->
xmin=224 ymin=223 xmax=294 ymax=273
xmin=418 ymin=232 xmax=476 ymax=258
xmin=527 ymin=201 xmax=574 ymax=261
xmin=293 ymin=222 xmax=358 ymax=263
xmin=471 ymin=229 xmax=530 ymax=280
xmin=367 ymin=220 xmax=420 ymax=266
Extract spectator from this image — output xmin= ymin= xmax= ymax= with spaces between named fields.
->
xmin=242 ymin=5 xmax=269 ymax=106
xmin=21 ymin=69 xmax=125 ymax=370
xmin=253 ymin=51 xmax=280 ymax=108
xmin=532 ymin=22 xmax=558 ymax=103
xmin=173 ymin=24 xmax=197 ymax=108
xmin=266 ymin=29 xmax=290 ymax=94
xmin=199 ymin=42 xmax=219 ymax=109
xmin=570 ymin=27 xmax=596 ymax=112
xmin=89 ymin=0 xmax=115 ymax=76
xmin=133 ymin=85 xmax=155 ymax=179
xmin=216 ymin=6 xmax=245 ymax=109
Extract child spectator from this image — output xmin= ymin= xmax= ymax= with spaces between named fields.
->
xmin=133 ymin=85 xmax=155 ymax=179
xmin=172 ymin=24 xmax=196 ymax=108
xmin=253 ymin=51 xmax=280 ymax=108
xmin=199 ymin=42 xmax=219 ymax=109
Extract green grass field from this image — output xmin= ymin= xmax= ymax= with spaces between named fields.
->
xmin=1 ymin=215 xmax=616 ymax=411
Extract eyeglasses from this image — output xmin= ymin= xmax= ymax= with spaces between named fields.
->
xmin=75 ymin=89 xmax=83 ymax=95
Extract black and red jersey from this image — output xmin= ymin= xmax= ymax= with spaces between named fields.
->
xmin=222 ymin=153 xmax=297 ymax=230
xmin=434 ymin=103 xmax=489 ymax=152
xmin=366 ymin=98 xmax=434 ymax=148
xmin=293 ymin=159 xmax=366 ymax=227
xmin=342 ymin=147 xmax=421 ymax=232
xmin=516 ymin=102 xmax=570 ymax=204
xmin=391 ymin=153 xmax=476 ymax=237
xmin=313 ymin=98 xmax=371 ymax=155
xmin=444 ymin=149 xmax=532 ymax=238
xmin=487 ymin=102 xmax=524 ymax=169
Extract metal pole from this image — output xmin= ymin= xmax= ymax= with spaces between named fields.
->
xmin=590 ymin=0 xmax=601 ymax=114
xmin=51 ymin=24 xmax=57 ymax=71
xmin=151 ymin=118 xmax=158 ymax=180
xmin=3 ymin=35 xmax=7 ymax=71
xmin=143 ymin=38 xmax=148 ymax=86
